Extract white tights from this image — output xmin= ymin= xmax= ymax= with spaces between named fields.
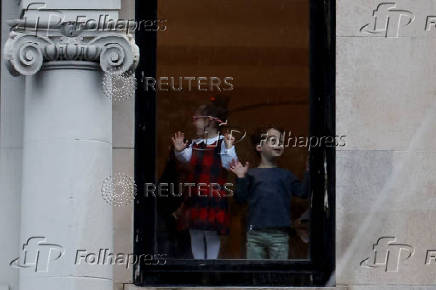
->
xmin=189 ymin=229 xmax=220 ymax=259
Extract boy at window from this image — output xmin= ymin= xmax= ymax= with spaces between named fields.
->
xmin=229 ymin=127 xmax=310 ymax=260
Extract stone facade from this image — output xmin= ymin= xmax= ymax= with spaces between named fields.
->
xmin=336 ymin=0 xmax=436 ymax=288
xmin=1 ymin=1 xmax=138 ymax=289
xmin=1 ymin=0 xmax=436 ymax=289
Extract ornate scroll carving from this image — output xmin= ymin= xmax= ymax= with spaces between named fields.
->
xmin=3 ymin=21 xmax=140 ymax=76
xmin=4 ymin=32 xmax=52 ymax=76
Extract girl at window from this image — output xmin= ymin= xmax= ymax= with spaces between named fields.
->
xmin=171 ymin=95 xmax=237 ymax=259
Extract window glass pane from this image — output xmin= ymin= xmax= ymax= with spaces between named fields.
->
xmin=154 ymin=0 xmax=310 ymax=260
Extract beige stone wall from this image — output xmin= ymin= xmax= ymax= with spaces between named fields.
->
xmin=116 ymin=0 xmax=436 ymax=289
xmin=0 ymin=1 xmax=22 ymax=289
xmin=113 ymin=0 xmax=136 ymax=288
xmin=336 ymin=0 xmax=436 ymax=288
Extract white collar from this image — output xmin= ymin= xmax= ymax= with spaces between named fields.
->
xmin=192 ymin=134 xmax=223 ymax=145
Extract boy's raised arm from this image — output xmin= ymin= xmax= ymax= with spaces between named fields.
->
xmin=229 ymin=159 xmax=250 ymax=203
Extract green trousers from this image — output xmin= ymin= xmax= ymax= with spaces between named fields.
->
xmin=246 ymin=228 xmax=289 ymax=260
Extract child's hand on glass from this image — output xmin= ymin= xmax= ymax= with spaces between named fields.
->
xmin=224 ymin=132 xmax=235 ymax=149
xmin=171 ymin=131 xmax=188 ymax=152
xmin=229 ymin=159 xmax=249 ymax=178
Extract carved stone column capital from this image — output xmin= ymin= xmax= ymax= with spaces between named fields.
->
xmin=3 ymin=21 xmax=139 ymax=76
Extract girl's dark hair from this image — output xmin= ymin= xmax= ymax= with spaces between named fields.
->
xmin=197 ymin=95 xmax=230 ymax=129
xmin=198 ymin=95 xmax=230 ymax=123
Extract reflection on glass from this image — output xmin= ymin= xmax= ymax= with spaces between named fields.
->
xmin=155 ymin=0 xmax=311 ymax=260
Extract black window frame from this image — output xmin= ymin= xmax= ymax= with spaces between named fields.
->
xmin=133 ymin=0 xmax=335 ymax=286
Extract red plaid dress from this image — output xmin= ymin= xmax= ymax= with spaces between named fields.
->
xmin=177 ymin=138 xmax=230 ymax=235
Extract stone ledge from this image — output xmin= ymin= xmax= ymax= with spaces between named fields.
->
xmin=124 ymin=286 xmax=347 ymax=290
xmin=347 ymin=286 xmax=436 ymax=290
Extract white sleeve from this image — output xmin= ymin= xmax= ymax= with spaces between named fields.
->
xmin=174 ymin=144 xmax=192 ymax=163
xmin=220 ymin=141 xmax=238 ymax=169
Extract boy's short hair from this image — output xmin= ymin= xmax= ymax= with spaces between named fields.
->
xmin=251 ymin=125 xmax=284 ymax=156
